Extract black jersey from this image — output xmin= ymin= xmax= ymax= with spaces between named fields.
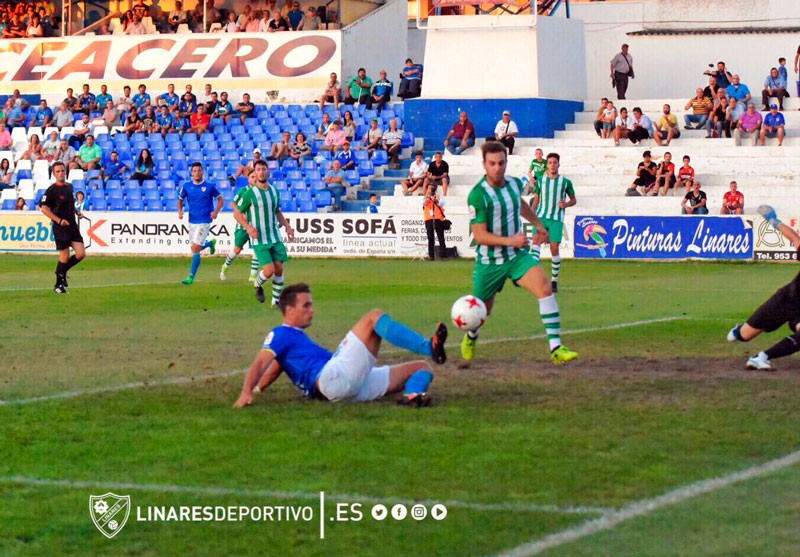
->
xmin=39 ymin=182 xmax=77 ymax=225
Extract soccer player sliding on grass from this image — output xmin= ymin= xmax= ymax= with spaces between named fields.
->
xmin=728 ymin=205 xmax=800 ymax=370
xmin=233 ymin=283 xmax=448 ymax=408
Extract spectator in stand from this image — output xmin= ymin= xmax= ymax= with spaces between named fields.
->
xmin=168 ymin=1 xmax=186 ymax=32
xmin=77 ymin=84 xmax=96 ymax=115
xmin=628 ymin=107 xmax=653 ymax=144
xmin=104 ymin=151 xmax=129 ymax=181
xmin=707 ymin=92 xmax=728 ymax=138
xmin=117 ymin=85 xmax=134 ymax=114
xmin=345 ymin=68 xmax=373 ymax=107
xmin=39 ymin=7 xmax=54 ymax=37
xmin=366 ymin=193 xmax=379 ymax=213
xmin=205 ymin=91 xmax=219 ymax=117
xmin=132 ymin=84 xmax=151 ymax=114
xmin=324 ymin=159 xmax=349 ymax=209
xmin=132 ymin=0 xmax=150 ymax=19
xmin=142 ymin=106 xmax=157 ymax=134
xmin=95 ymin=85 xmax=113 ymax=113
xmin=425 ymin=151 xmax=449 ymax=196
xmin=286 ymin=2 xmax=304 ymax=30
xmin=188 ymin=104 xmax=210 ymax=137
xmin=0 ymin=159 xmax=12 ymax=188
xmin=125 ymin=14 xmax=146 ymax=34
xmin=334 ymin=140 xmax=357 ymax=171
xmin=600 ymin=101 xmax=616 ymax=139
xmin=316 ymin=112 xmax=332 ymax=139
xmin=237 ymin=93 xmax=255 ymax=124
xmin=301 ymin=6 xmax=321 ymax=30
xmin=26 ymin=13 xmax=43 ymax=37
xmin=613 ymin=106 xmax=634 ymax=146
xmin=609 ymin=43 xmax=634 ymax=100
xmin=488 ymin=110 xmax=519 ymax=154
xmin=155 ymin=105 xmax=175 ymax=138
xmin=158 ymin=84 xmax=180 ymax=109
xmin=402 ymin=151 xmax=427 ymax=195
xmin=2 ymin=14 xmax=25 ymax=37
xmin=342 ymin=110 xmax=356 ymax=141
xmin=279 ymin=0 xmax=294 ymax=17
xmin=74 ymin=134 xmax=102 ymax=171
xmin=184 ymin=84 xmax=197 ymax=105
xmin=684 ymin=88 xmax=712 ymax=129
xmin=244 ymin=9 xmax=260 ymax=32
xmin=721 ymin=181 xmax=744 ymax=215
xmin=54 ymin=139 xmax=77 ymax=168
xmin=265 ymin=0 xmax=279 ymax=16
xmin=726 ymin=74 xmax=751 ymax=106
xmin=319 ymin=73 xmax=341 ymax=111
xmin=258 ymin=9 xmax=272 ymax=32
xmin=703 ymin=76 xmax=719 ymax=100
xmin=628 ymin=150 xmax=657 ymax=196
xmin=423 ymin=183 xmax=448 ymax=261
xmin=398 ymin=58 xmax=423 ymax=100
xmin=734 ymin=102 xmax=762 ymax=146
xmin=653 ymin=151 xmax=677 ymax=196
xmin=593 ymin=98 xmax=609 ymax=137
xmin=681 ymin=181 xmax=708 ymax=215
xmin=72 ymin=113 xmax=91 ymax=148
xmin=289 ymin=132 xmax=311 ymax=164
xmin=123 ymin=111 xmax=142 ymax=138
xmin=130 ymin=148 xmax=154 ymax=185
xmin=120 ymin=10 xmax=133 ymax=32
xmin=677 ymin=155 xmax=695 ymax=193
xmin=268 ymin=10 xmax=289 ymax=31
xmin=759 ymin=104 xmax=785 ymax=146
xmin=361 ymin=118 xmax=383 ymax=154
xmin=234 ymin=148 xmax=262 ymax=180
xmin=269 ymin=131 xmax=292 ymax=162
xmin=0 ymin=122 xmax=11 ymax=150
xmin=761 ymin=67 xmax=788 ymax=111
xmin=779 ymin=57 xmax=788 ymax=82
xmin=5 ymin=99 xmax=24 ymax=130
xmin=371 ymin=70 xmax=393 ymax=114
xmin=34 ymin=100 xmax=53 ymax=128
xmin=444 ymin=111 xmax=475 ymax=155
xmin=704 ymin=61 xmax=732 ymax=89
xmin=321 ymin=121 xmax=346 ymax=153
xmin=14 ymin=197 xmax=26 ymax=209
xmin=19 ymin=134 xmax=44 ymax=163
xmin=237 ymin=4 xmax=252 ymax=28
xmin=654 ymin=104 xmax=680 ymax=146
xmin=217 ymin=92 xmax=234 ymax=124
xmin=179 ymin=91 xmax=198 ymax=129
xmin=63 ymin=87 xmax=79 ymax=112
xmin=727 ymin=96 xmax=745 ymax=137
xmin=382 ymin=119 xmax=403 ymax=169
xmin=222 ymin=11 xmax=240 ymax=32
xmin=43 ymin=130 xmax=60 ymax=161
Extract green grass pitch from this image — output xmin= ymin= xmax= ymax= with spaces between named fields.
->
xmin=1 ymin=254 xmax=799 ymax=556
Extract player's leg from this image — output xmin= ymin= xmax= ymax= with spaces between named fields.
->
xmin=53 ymin=245 xmax=71 ymax=293
xmin=183 ymin=224 xmax=213 ymax=284
xmin=750 ymin=320 xmax=800 ymax=370
xmin=220 ymin=230 xmax=247 ymax=280
xmin=550 ymin=241 xmax=561 ymax=291
xmin=351 ymin=309 xmax=447 ymax=364
xmin=386 ymin=361 xmax=434 ymax=406
xmin=252 ymin=245 xmax=275 ymax=303
xmin=461 ymin=263 xmax=506 ymax=363
xmin=270 ymin=257 xmax=286 ymax=308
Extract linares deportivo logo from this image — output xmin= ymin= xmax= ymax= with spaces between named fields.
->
xmin=89 ymin=493 xmax=131 ymax=539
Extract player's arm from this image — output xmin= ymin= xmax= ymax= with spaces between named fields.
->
xmin=276 ymin=209 xmax=295 ymax=241
xmin=40 ymin=204 xmax=69 ymax=227
xmin=211 ymin=195 xmax=223 ymax=219
xmin=559 ymin=192 xmax=577 ymax=209
xmin=760 ymin=205 xmax=800 ymax=247
xmin=520 ymin=200 xmax=549 ymax=245
xmin=531 ymin=193 xmax=540 ymax=213
xmin=233 ymin=350 xmax=280 ymax=408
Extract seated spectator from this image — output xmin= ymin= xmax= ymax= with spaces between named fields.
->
xmin=2 ymin=14 xmax=25 ymax=38
xmin=721 ymin=181 xmax=744 ymax=215
xmin=726 ymin=74 xmax=751 ymax=106
xmin=72 ymin=113 xmax=92 ymax=147
xmin=125 ymin=14 xmax=146 ymax=34
xmin=653 ymin=151 xmax=676 ymax=196
xmin=704 ymin=61 xmax=732 ymax=89
xmin=333 ymin=140 xmax=356 ymax=171
xmin=759 ymin=104 xmax=785 ymax=146
xmin=370 ymin=70 xmax=393 ymax=114
xmin=382 ymin=119 xmax=403 ymax=169
xmin=425 ymin=151 xmax=449 ymax=196
xmin=707 ymin=93 xmax=728 ymax=138
xmin=286 ymin=2 xmax=303 ymax=30
xmin=613 ymin=107 xmax=633 ymax=146
xmin=130 ymin=148 xmax=154 ymax=185
xmin=0 ymin=122 xmax=10 ymax=150
xmin=33 ymin=100 xmax=54 ymax=128
xmin=761 ymin=67 xmax=788 ymax=111
xmin=398 ymin=58 xmax=423 ymax=100
xmin=123 ymin=110 xmax=143 ymax=137
xmin=324 ymin=159 xmax=349 ymax=208
xmin=301 ymin=6 xmax=321 ymax=30
xmin=734 ymin=102 xmax=762 ymax=146
xmin=53 ymin=139 xmax=77 ymax=168
xmin=244 ymin=9 xmax=260 ymax=32
xmin=444 ymin=111 xmax=475 ymax=155
xmin=132 ymin=84 xmax=151 ymax=113
xmin=117 ymin=85 xmax=134 ymax=114
xmin=487 ymin=110 xmax=519 ymax=154
xmin=345 ymin=68 xmax=373 ymax=107
xmin=683 ymin=88 xmax=712 ymax=129
xmin=64 ymin=87 xmax=79 ymax=112
xmin=19 ymin=134 xmax=44 ymax=163
xmin=258 ymin=10 xmax=272 ymax=32
xmin=15 ymin=197 xmax=27 ymax=209
xmin=234 ymin=148 xmax=263 ymax=180
xmin=600 ymin=101 xmax=616 ymax=139
xmin=77 ymin=84 xmax=96 ymax=115
xmin=268 ymin=11 xmax=288 ymax=31
xmin=168 ymin=1 xmax=187 ymax=31
xmin=361 ymin=118 xmax=383 ymax=154
xmin=222 ymin=11 xmax=240 ymax=32
xmin=627 ymin=150 xmax=657 ymax=196
xmin=237 ymin=5 xmax=252 ymax=28
xmin=217 ymin=92 xmax=234 ymax=123
xmin=95 ymin=85 xmax=113 ymax=112
xmin=178 ymin=92 xmax=197 ymax=129
xmin=99 ymin=100 xmax=119 ymax=129
xmin=654 ymin=104 xmax=680 ymax=146
xmin=320 ymin=121 xmax=346 ymax=153
xmin=318 ymin=73 xmax=341 ymax=111
xmin=727 ymin=96 xmax=745 ymax=138
xmin=5 ymin=100 xmax=24 ymax=130
xmin=237 ymin=93 xmax=255 ymax=125
xmin=402 ymin=151 xmax=427 ymax=195
xmin=75 ymin=190 xmax=86 ymax=211
xmin=628 ymin=107 xmax=653 ymax=144
xmin=703 ymin=76 xmax=719 ymax=100
xmin=0 ymin=157 xmax=10 ymax=186
xmin=366 ymin=193 xmax=379 ymax=214
xmin=188 ymin=104 xmax=210 ymax=137
xmin=74 ymin=134 xmax=102 ymax=171
xmin=289 ymin=132 xmax=311 ymax=163
xmin=26 ymin=14 xmax=43 ymax=37
xmin=269 ymin=131 xmax=292 ymax=162
xmin=342 ymin=110 xmax=357 ymax=141
xmin=677 ymin=155 xmax=695 ymax=193
xmin=155 ymin=105 xmax=175 ymax=138
xmin=104 ymin=150 xmax=129 ymax=181
xmin=525 ymin=148 xmax=546 ymax=195
xmin=43 ymin=130 xmax=60 ymax=161
xmin=681 ymin=181 xmax=709 ymax=215
xmin=141 ymin=106 xmax=157 ymax=134
xmin=593 ymin=98 xmax=609 ymax=137
xmin=316 ymin=112 xmax=332 ymax=139
xmin=158 ymin=83 xmax=180 ymax=109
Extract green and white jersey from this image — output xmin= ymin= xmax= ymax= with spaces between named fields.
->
xmin=235 ymin=184 xmax=282 ymax=246
xmin=534 ymin=175 xmax=575 ymax=222
xmin=232 ymin=185 xmax=252 ymax=232
xmin=528 ymin=158 xmax=546 ymax=184
xmin=468 ymin=176 xmax=525 ymax=265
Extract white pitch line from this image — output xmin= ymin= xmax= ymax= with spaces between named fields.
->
xmin=492 ymin=448 xmax=800 ymax=557
xmin=0 ymin=280 xmax=185 ymax=292
xmin=0 ymin=475 xmax=613 ymax=516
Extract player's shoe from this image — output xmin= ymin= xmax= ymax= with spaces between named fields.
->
xmin=397 ymin=393 xmax=432 ymax=407
xmin=53 ymin=284 xmax=67 ymax=294
xmin=461 ymin=333 xmax=476 ymax=362
xmin=430 ymin=322 xmax=448 ymax=364
xmin=551 ymin=280 xmax=558 ymax=293
xmin=255 ymin=286 xmax=266 ymax=303
xmin=270 ymin=300 xmax=280 ymax=310
xmin=208 ymin=239 xmax=217 ymax=255
xmin=746 ymin=352 xmax=774 ymax=371
xmin=61 ymin=273 xmax=69 ymax=288
xmin=220 ymin=264 xmax=228 ymax=281
xmin=727 ymin=324 xmax=741 ymax=342
xmin=551 ymin=345 xmax=578 ymax=365
xmin=181 ymin=276 xmax=194 ymax=285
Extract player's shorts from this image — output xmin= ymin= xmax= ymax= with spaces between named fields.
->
xmin=473 ymin=252 xmax=538 ymax=302
xmin=540 ymin=217 xmax=565 ymax=244
xmin=317 ymin=331 xmax=390 ymax=402
xmin=53 ymin=222 xmax=84 ymax=251
xmin=189 ymin=223 xmax=211 ymax=246
xmin=252 ymin=242 xmax=288 ymax=267
xmin=747 ymin=281 xmax=800 ymax=333
xmin=234 ymin=228 xmax=250 ymax=249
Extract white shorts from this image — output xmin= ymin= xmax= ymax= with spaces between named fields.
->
xmin=317 ymin=331 xmax=390 ymax=402
xmin=189 ymin=223 xmax=211 ymax=246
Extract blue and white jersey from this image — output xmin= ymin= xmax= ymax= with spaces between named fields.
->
xmin=34 ymin=107 xmax=53 ymax=126
xmin=262 ymin=325 xmax=332 ymax=396
xmin=159 ymin=92 xmax=180 ymax=108
xmin=178 ymin=180 xmax=220 ymax=224
xmin=132 ymin=92 xmax=151 ymax=110
xmin=156 ymin=112 xmax=174 ymax=129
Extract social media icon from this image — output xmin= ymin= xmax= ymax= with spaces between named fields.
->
xmin=391 ymin=504 xmax=407 ymax=521
xmin=371 ymin=504 xmax=388 ymax=521
xmin=410 ymin=504 xmax=427 ymax=520
xmin=431 ymin=504 xmax=447 ymax=521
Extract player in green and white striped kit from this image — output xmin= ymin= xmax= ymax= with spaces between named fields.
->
xmin=462 ymin=142 xmax=577 ymax=366
xmin=220 ymin=173 xmax=260 ymax=283
xmin=531 ymin=152 xmax=576 ymax=293
xmin=233 ymin=159 xmax=295 ymax=306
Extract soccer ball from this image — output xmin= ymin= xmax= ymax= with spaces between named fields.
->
xmin=451 ymin=295 xmax=487 ymax=331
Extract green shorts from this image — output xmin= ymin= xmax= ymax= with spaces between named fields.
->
xmin=252 ymin=242 xmax=289 ymax=267
xmin=540 ymin=218 xmax=565 ymax=244
xmin=473 ymin=252 xmax=538 ymax=302
xmin=234 ymin=228 xmax=251 ymax=249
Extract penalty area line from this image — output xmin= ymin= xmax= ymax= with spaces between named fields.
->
xmin=0 ymin=280 xmax=185 ymax=292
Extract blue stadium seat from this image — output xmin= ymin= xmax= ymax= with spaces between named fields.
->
xmin=354 ymin=150 xmax=369 ymax=162
xmin=124 ymin=180 xmax=141 ymax=192
xmin=142 ymin=179 xmax=158 ymax=191
xmin=345 ymin=169 xmax=360 ymax=184
xmin=304 ymin=104 xmax=320 ymax=115
xmin=309 ymin=180 xmax=325 ymax=191
xmin=127 ymin=197 xmax=144 ymax=211
xmin=144 ymin=190 xmax=161 ymax=206
xmin=290 ymin=180 xmax=306 ymax=192
xmin=16 ymin=169 xmax=32 ymax=181
xmin=145 ymin=202 xmax=163 ymax=212
xmin=280 ymin=199 xmax=295 ymax=212
xmin=2 ymin=199 xmax=15 ymax=210
xmin=106 ymin=179 xmax=122 ymax=191
xmin=90 ymin=198 xmax=108 ymax=211
xmin=314 ymin=190 xmax=332 ymax=207
xmin=107 ymin=189 xmax=124 ymax=200
xmin=358 ymin=161 xmax=374 ymax=177
xmin=88 ymin=179 xmax=104 ymax=191
xmin=235 ymin=176 xmax=249 ymax=189
xmin=161 ymin=184 xmax=178 ymax=198
xmin=304 ymin=170 xmax=321 ymax=182
xmin=216 ymin=180 xmax=231 ymax=192
xmin=297 ymin=199 xmax=315 ymax=212
xmin=72 ymin=179 xmax=86 ymax=191
xmin=109 ymin=197 xmax=126 ymax=211
xmin=285 ymin=169 xmax=302 ymax=182
xmin=401 ymin=132 xmax=414 ymax=148
xmin=279 ymin=190 xmax=291 ymax=202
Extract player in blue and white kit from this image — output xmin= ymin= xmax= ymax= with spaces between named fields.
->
xmin=178 ymin=162 xmax=223 ymax=285
xmin=233 ymin=283 xmax=448 ymax=407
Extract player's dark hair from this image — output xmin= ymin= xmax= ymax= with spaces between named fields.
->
xmin=253 ymin=159 xmax=267 ymax=168
xmin=546 ymin=152 xmax=560 ymax=162
xmin=191 ymin=161 xmax=203 ymax=170
xmin=51 ymin=161 xmax=66 ymax=172
xmin=481 ymin=140 xmax=506 ymax=161
xmin=279 ymin=283 xmax=310 ymax=314
xmin=683 ymin=155 xmax=690 ymax=161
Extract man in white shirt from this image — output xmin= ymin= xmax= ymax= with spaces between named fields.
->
xmin=487 ymin=110 xmax=519 ymax=154
xmin=401 ymin=151 xmax=428 ymax=195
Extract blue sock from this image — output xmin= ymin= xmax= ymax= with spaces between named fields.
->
xmin=375 ymin=314 xmax=433 ymax=357
xmin=404 ymin=370 xmax=433 ymax=395
xmin=190 ymin=253 xmax=201 ymax=278
xmin=202 ymin=240 xmax=213 ymax=250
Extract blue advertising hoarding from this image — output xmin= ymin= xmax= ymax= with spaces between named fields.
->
xmin=573 ymin=216 xmax=753 ymax=260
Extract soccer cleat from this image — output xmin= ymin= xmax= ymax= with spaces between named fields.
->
xmin=727 ymin=324 xmax=741 ymax=342
xmin=248 ymin=275 xmax=257 ymax=283
xmin=255 ymin=286 xmax=266 ymax=303
xmin=551 ymin=345 xmax=578 ymax=365
xmin=551 ymin=280 xmax=558 ymax=293
xmin=208 ymin=238 xmax=217 ymax=255
xmin=461 ymin=333 xmax=476 ymax=362
xmin=61 ymin=274 xmax=69 ymax=288
xmin=53 ymin=284 xmax=67 ymax=294
xmin=181 ymin=276 xmax=194 ymax=285
xmin=220 ymin=265 xmax=228 ymax=281
xmin=430 ymin=322 xmax=448 ymax=364
xmin=397 ymin=393 xmax=432 ymax=407
xmin=746 ymin=352 xmax=774 ymax=371
xmin=270 ymin=300 xmax=280 ymax=310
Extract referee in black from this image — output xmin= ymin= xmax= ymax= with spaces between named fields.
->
xmin=38 ymin=161 xmax=86 ymax=293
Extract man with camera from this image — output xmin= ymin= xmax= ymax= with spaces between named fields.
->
xmin=423 ymin=183 xmax=448 ymax=261
xmin=610 ymin=44 xmax=634 ymax=100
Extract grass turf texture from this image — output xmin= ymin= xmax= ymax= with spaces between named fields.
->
xmin=1 ymin=254 xmax=800 ymax=556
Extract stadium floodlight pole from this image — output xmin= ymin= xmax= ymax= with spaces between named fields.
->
xmin=203 ymin=2 xmax=207 ymax=35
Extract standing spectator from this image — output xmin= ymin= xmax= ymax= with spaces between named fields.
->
xmin=704 ymin=61 xmax=732 ymax=89
xmin=323 ymin=159 xmax=348 ymax=208
xmin=33 ymin=100 xmax=54 ymax=128
xmin=734 ymin=103 xmax=762 ymax=146
xmin=681 ymin=181 xmax=708 ymax=215
xmin=593 ymin=98 xmax=609 ymax=137
xmin=222 ymin=11 xmax=240 ymax=32
xmin=318 ymin=72 xmax=340 ymax=111
xmin=168 ymin=1 xmax=186 ymax=31
xmin=361 ymin=119 xmax=383 ymax=154
xmin=721 ymin=181 xmax=744 ymax=215
xmin=654 ymin=104 xmax=680 ymax=146
xmin=677 ymin=155 xmax=695 ymax=193
xmin=613 ymin=106 xmax=633 ymax=146
xmin=345 ymin=68 xmax=373 ymax=107
xmin=683 ymin=88 xmax=712 ymax=129
xmin=130 ymin=148 xmax=154 ymax=185
xmin=488 ymin=110 xmax=519 ymax=154
xmin=237 ymin=93 xmax=255 ymax=124
xmin=653 ymin=151 xmax=676 ymax=196
xmin=726 ymin=74 xmax=751 ymax=106
xmin=132 ymin=0 xmax=150 ymax=19
xmin=286 ymin=2 xmax=303 ymax=30
xmin=444 ymin=111 xmax=475 ymax=155
xmin=600 ymin=101 xmax=616 ymax=139
xmin=703 ymin=76 xmax=719 ymax=100
xmin=778 ymin=57 xmax=789 ymax=82
xmin=609 ymin=43 xmax=634 ymax=100
xmin=401 ymin=151 xmax=427 ymax=195
xmin=628 ymin=107 xmax=653 ymax=144
xmin=425 ymin=151 xmax=449 ymax=196
xmin=761 ymin=67 xmax=788 ymax=111
xmin=628 ymin=150 xmax=657 ymax=196
xmin=382 ymin=119 xmax=403 ymax=169
xmin=759 ymin=104 xmax=785 ymax=146
xmin=398 ymin=58 xmax=423 ymax=100
xmin=268 ymin=11 xmax=288 ymax=31
xmin=422 ymin=183 xmax=448 ymax=260
xmin=301 ymin=6 xmax=321 ymax=30
xmin=333 ymin=140 xmax=356 ymax=171
xmin=371 ymin=70 xmax=393 ymax=114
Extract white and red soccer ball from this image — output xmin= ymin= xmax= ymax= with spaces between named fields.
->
xmin=450 ymin=295 xmax=487 ymax=331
